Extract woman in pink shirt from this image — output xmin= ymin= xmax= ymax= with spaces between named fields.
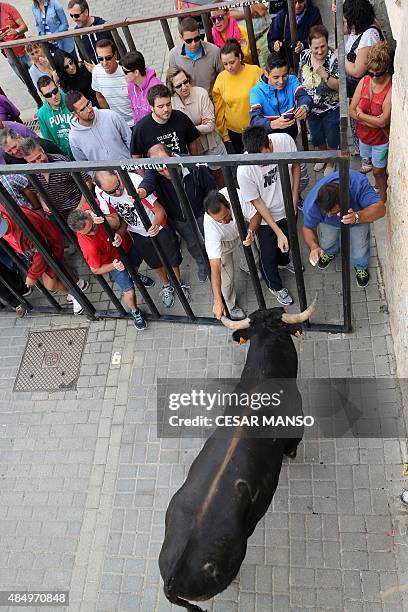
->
xmin=119 ymin=51 xmax=162 ymax=126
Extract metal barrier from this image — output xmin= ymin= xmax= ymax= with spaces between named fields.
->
xmin=0 ymin=1 xmax=352 ymax=332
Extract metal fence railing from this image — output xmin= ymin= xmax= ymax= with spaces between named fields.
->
xmin=0 ymin=1 xmax=352 ymax=332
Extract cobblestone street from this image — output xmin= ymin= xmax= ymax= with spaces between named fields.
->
xmin=0 ymin=1 xmax=407 ymax=611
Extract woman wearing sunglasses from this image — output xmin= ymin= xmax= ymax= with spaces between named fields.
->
xmin=267 ymin=0 xmax=322 ymax=68
xmin=349 ymin=42 xmax=393 ymax=201
xmin=209 ymin=7 xmax=252 ymax=64
xmin=53 ymin=49 xmax=98 ymax=107
xmin=119 ymin=51 xmax=162 ymax=126
xmin=166 ymin=65 xmax=227 ymax=187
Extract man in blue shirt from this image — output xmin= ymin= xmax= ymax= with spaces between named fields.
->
xmin=302 ymin=171 xmax=385 ymax=287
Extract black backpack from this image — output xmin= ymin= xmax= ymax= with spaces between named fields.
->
xmin=346 ymin=26 xmax=385 ymax=98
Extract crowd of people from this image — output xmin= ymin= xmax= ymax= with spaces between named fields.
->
xmin=0 ymin=0 xmax=392 ymax=329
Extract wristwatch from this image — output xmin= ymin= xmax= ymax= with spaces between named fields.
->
xmin=354 ymin=212 xmax=360 ymax=224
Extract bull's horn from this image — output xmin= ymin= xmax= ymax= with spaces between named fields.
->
xmin=220 ymin=316 xmax=251 ymax=330
xmin=281 ymin=294 xmax=318 ymax=324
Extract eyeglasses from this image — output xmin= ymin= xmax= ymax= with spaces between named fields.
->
xmin=64 ymin=59 xmax=75 ymax=70
xmin=174 ymin=78 xmax=190 ymax=90
xmin=103 ymin=179 xmax=122 ymax=196
xmin=69 ymin=8 xmax=85 ymax=19
xmin=210 ymin=14 xmax=226 ymax=24
xmin=368 ymin=69 xmax=387 ymax=77
xmin=97 ymin=54 xmax=114 ymax=63
xmin=76 ymin=99 xmax=92 ymax=114
xmin=183 ymin=35 xmax=201 ymax=45
xmin=43 ymin=87 xmax=59 ymax=99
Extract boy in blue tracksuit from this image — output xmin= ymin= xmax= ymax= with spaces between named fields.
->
xmin=250 ymin=53 xmax=313 ymax=141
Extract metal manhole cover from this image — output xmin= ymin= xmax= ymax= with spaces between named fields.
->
xmin=14 ymin=328 xmax=88 ymax=392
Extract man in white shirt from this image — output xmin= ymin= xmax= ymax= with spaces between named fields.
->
xmin=204 ymin=189 xmax=260 ymax=320
xmin=94 ymin=170 xmax=188 ymax=308
xmin=237 ymin=126 xmax=300 ymax=306
xmin=91 ymin=39 xmax=134 ymax=126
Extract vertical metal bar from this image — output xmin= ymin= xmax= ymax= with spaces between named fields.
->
xmin=118 ymin=169 xmax=196 ymax=321
xmin=0 ymin=182 xmax=96 ymax=319
xmin=40 ymin=42 xmax=55 ymax=70
xmin=168 ymin=167 xmax=209 ymax=270
xmin=8 ymin=48 xmax=43 ymax=108
xmin=202 ymin=13 xmax=213 ymax=44
xmin=300 ymin=120 xmax=309 ymax=151
xmin=70 ymin=171 xmax=161 ymax=319
xmin=222 ymin=165 xmax=266 ymax=311
xmin=74 ymin=35 xmax=93 ymax=63
xmin=287 ymin=0 xmax=300 ymax=72
xmin=243 ymin=5 xmax=259 ymax=67
xmin=0 ymin=272 xmax=31 ymax=308
xmin=338 ymin=157 xmax=352 ymax=332
xmin=27 ymin=175 xmax=77 ymax=246
xmin=335 ymin=0 xmax=349 ymax=152
xmin=122 ymin=26 xmax=137 ymax=52
xmin=112 ymin=29 xmax=127 ymax=58
xmin=0 ymin=240 xmax=63 ymax=311
xmin=161 ymin=19 xmax=175 ymax=50
xmin=278 ymin=162 xmax=309 ymax=316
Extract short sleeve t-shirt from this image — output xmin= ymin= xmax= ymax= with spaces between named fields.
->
xmin=302 ymin=170 xmax=380 ymax=230
xmin=236 ymin=133 xmax=297 ymax=224
xmin=0 ymin=3 xmax=27 ymax=57
xmin=345 ymin=27 xmax=382 ymax=54
xmin=91 ymin=65 xmax=133 ymax=126
xmin=130 ymin=110 xmax=201 ymax=157
xmin=77 ymin=202 xmax=132 ymax=268
xmin=95 ymin=173 xmax=165 ymax=238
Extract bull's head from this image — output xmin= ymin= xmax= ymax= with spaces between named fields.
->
xmin=220 ymin=295 xmax=317 ymax=343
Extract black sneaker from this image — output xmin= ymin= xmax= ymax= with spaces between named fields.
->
xmin=355 ymin=267 xmax=369 ymax=288
xmin=317 ymin=254 xmax=335 ymax=269
xmin=131 ymin=309 xmax=147 ymax=330
xmin=137 ymin=273 xmax=155 ymax=288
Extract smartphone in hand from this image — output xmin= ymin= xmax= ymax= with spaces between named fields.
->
xmin=283 ymin=113 xmax=295 ymax=121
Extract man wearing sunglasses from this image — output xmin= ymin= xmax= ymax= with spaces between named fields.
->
xmin=67 ymin=0 xmax=115 ymax=65
xmin=168 ymin=17 xmax=223 ymax=97
xmin=37 ymin=76 xmax=73 ymax=160
xmin=91 ymin=39 xmax=133 ymax=127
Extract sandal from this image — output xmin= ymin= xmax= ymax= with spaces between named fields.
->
xmin=359 ymin=163 xmax=373 ymax=174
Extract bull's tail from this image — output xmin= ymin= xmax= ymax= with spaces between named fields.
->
xmin=164 ymin=578 xmax=207 ymax=612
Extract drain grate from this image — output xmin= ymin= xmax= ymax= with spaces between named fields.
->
xmin=14 ymin=328 xmax=88 ymax=392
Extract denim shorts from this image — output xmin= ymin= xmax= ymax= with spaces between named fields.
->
xmin=109 ymin=241 xmax=143 ymax=293
xmin=308 ymin=107 xmax=340 ymax=149
xmin=358 ymin=140 xmax=388 ymax=169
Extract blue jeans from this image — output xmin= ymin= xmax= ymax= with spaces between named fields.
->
xmin=308 ymin=108 xmax=340 ymax=149
xmin=319 ymin=222 xmax=370 ymax=269
xmin=7 ymin=53 xmax=32 ymax=82
xmin=109 ymin=242 xmax=143 ymax=293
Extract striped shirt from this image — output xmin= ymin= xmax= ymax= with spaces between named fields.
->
xmin=0 ymin=174 xmax=32 ymax=208
xmin=91 ymin=65 xmax=134 ymax=126
xmin=32 ymin=154 xmax=90 ymax=219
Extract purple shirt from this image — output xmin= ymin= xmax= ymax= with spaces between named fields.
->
xmin=0 ymin=121 xmax=37 ymax=165
xmin=0 ymin=95 xmax=20 ymax=121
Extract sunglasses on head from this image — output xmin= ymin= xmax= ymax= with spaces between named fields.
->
xmin=122 ymin=66 xmax=134 ymax=74
xmin=210 ymin=14 xmax=226 ymax=24
xmin=69 ymin=8 xmax=85 ymax=18
xmin=64 ymin=58 xmax=75 ymax=69
xmin=174 ymin=78 xmax=190 ymax=90
xmin=97 ymin=54 xmax=114 ymax=62
xmin=368 ymin=69 xmax=387 ymax=77
xmin=43 ymin=87 xmax=59 ymax=98
xmin=183 ymin=35 xmax=201 ymax=45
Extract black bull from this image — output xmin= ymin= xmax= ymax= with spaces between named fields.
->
xmin=159 ymin=301 xmax=316 ymax=611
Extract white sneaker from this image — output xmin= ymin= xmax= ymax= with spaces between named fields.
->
xmin=77 ymin=279 xmax=90 ymax=292
xmin=68 ymin=295 xmax=84 ymax=315
xmin=269 ymin=287 xmax=294 ymax=306
xmin=314 ymin=162 xmax=326 ymax=172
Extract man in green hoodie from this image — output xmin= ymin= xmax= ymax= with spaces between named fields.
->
xmin=37 ymin=76 xmax=73 ymax=159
